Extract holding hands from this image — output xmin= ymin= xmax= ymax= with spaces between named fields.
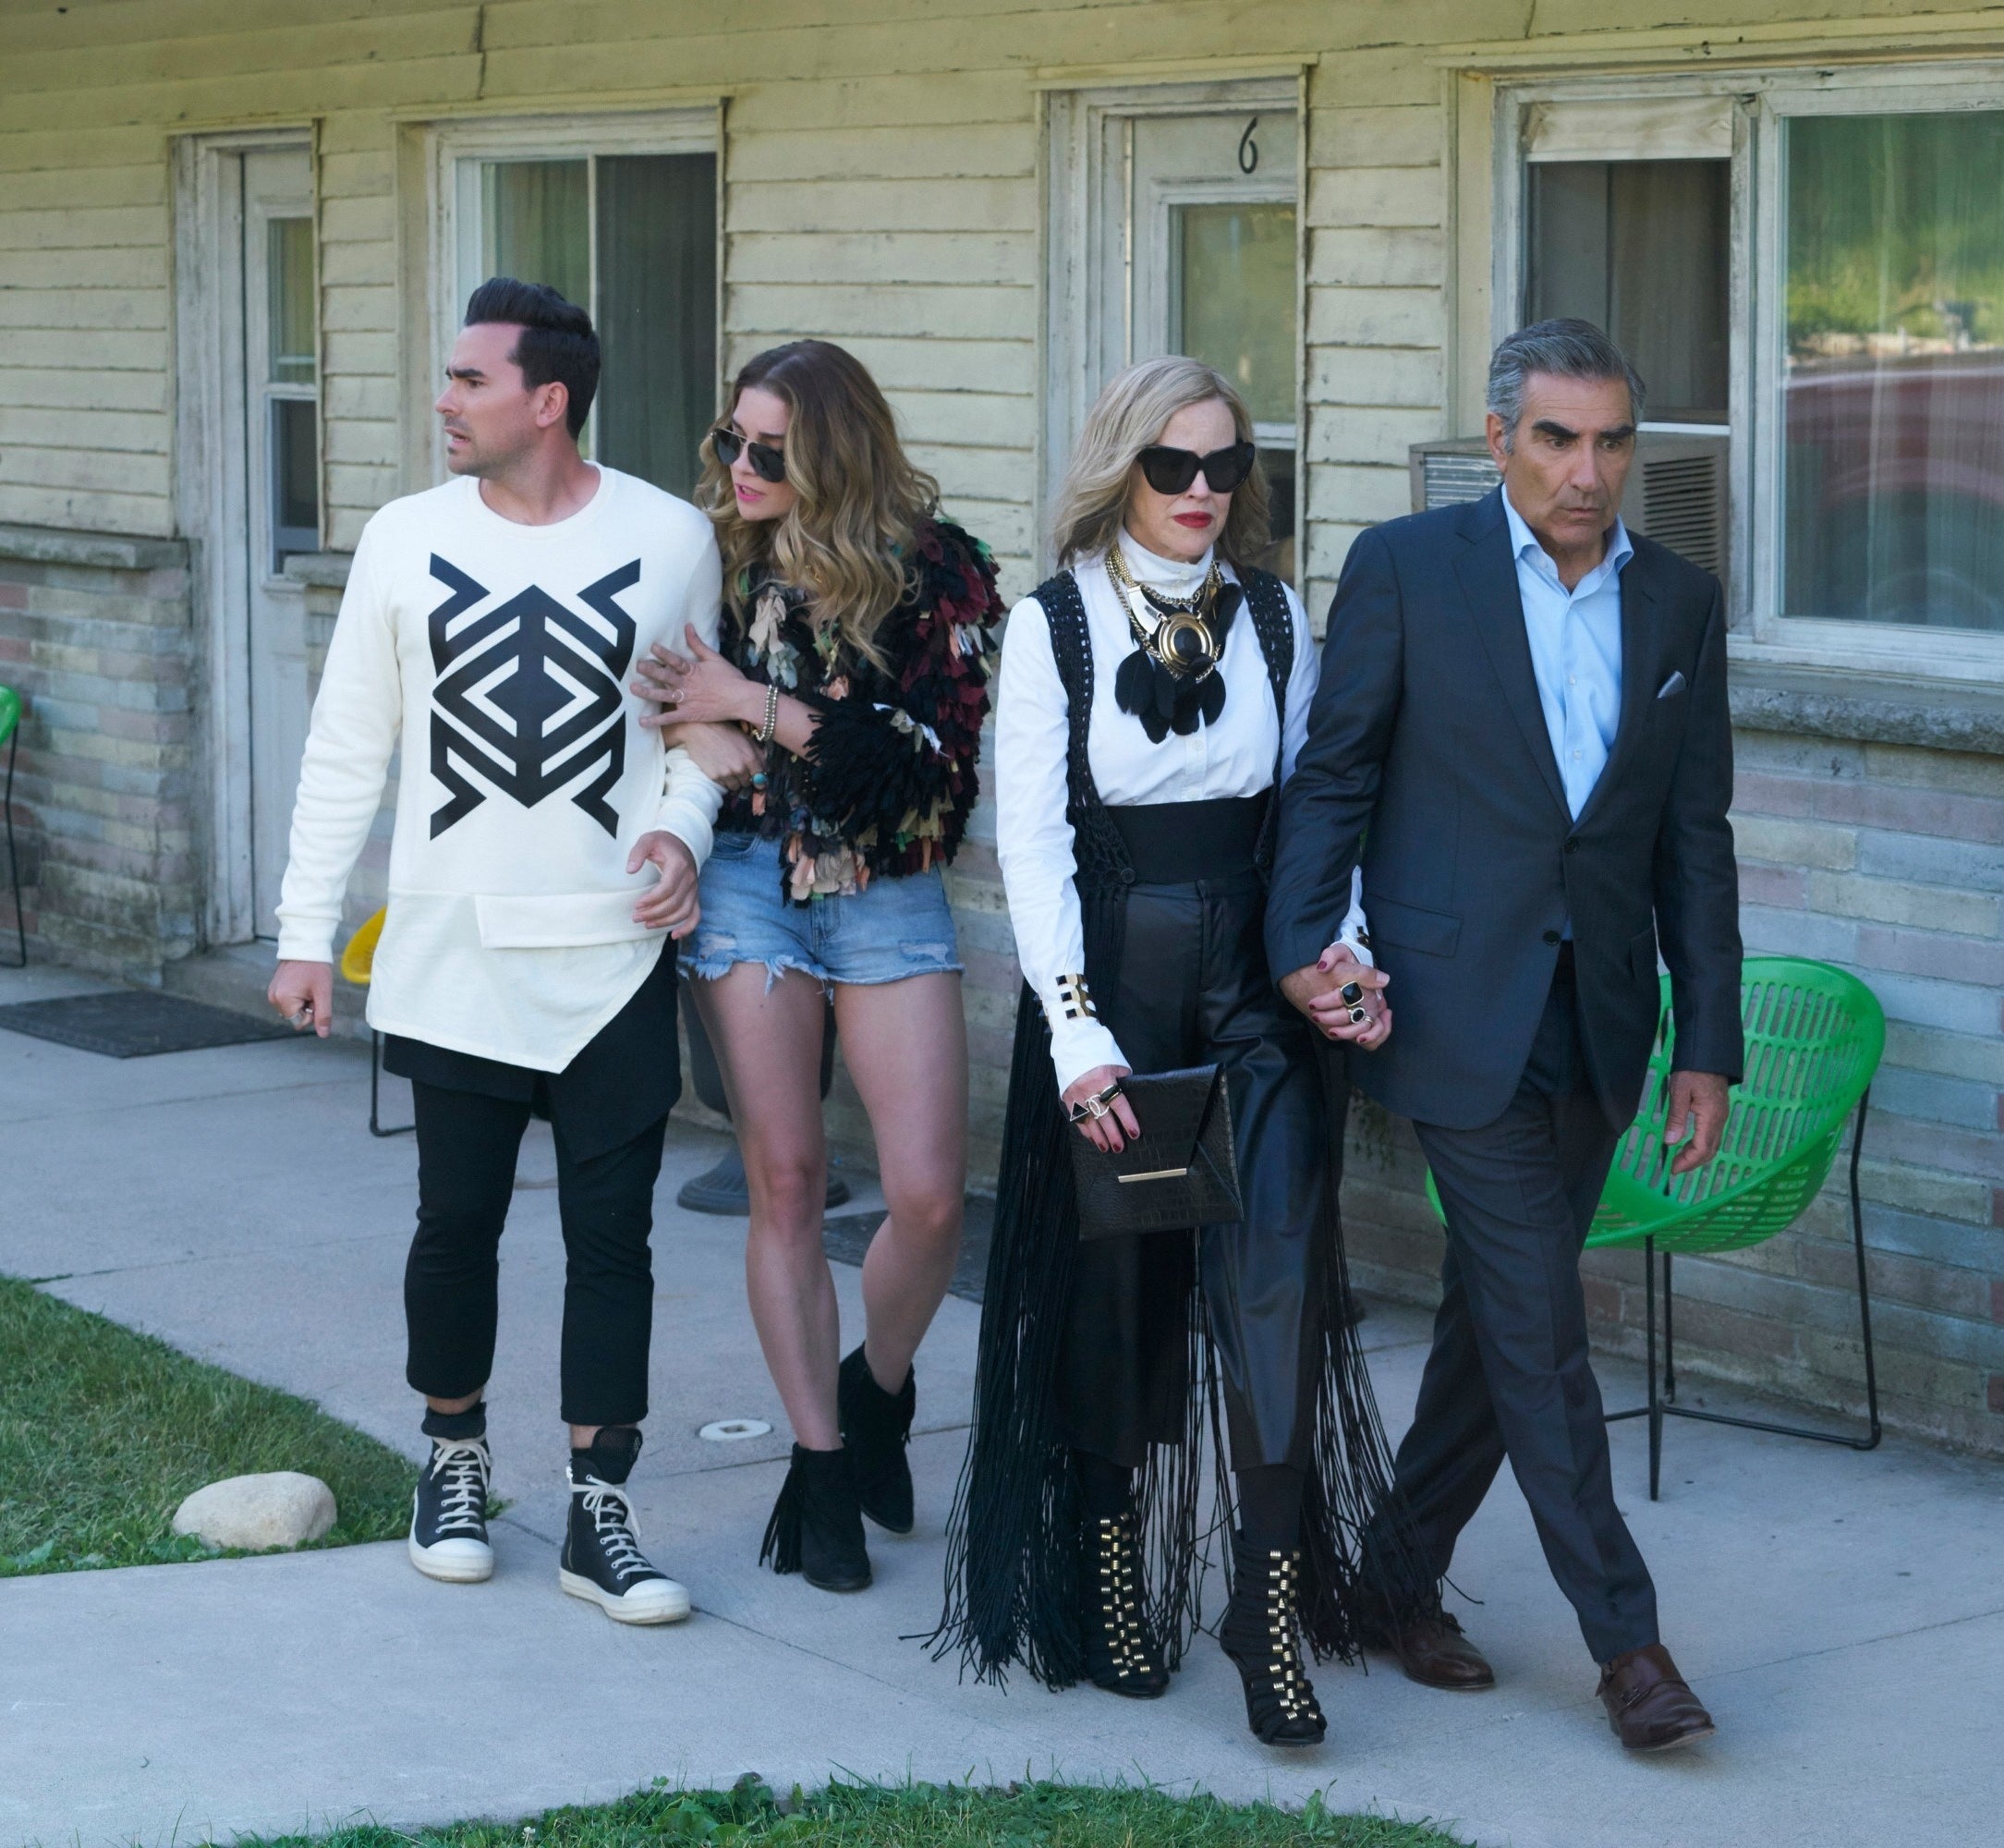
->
xmin=1281 ymin=941 xmax=1393 ymax=1051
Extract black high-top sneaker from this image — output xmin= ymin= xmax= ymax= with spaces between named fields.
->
xmin=408 ymin=1404 xmax=494 ymax=1584
xmin=1219 ymin=1530 xmax=1327 ymax=1746
xmin=1079 ymin=1511 xmax=1170 ymax=1698
xmin=837 ymin=1344 xmax=916 ymax=1534
xmin=759 ymin=1443 xmax=870 ymax=1592
xmin=559 ymin=1426 xmax=690 ymax=1625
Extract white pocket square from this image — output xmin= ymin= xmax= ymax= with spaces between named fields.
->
xmin=1657 ymin=671 xmax=1687 ymax=699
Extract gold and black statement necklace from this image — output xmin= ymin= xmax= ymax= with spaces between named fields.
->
xmin=1106 ymin=545 xmax=1243 ymax=742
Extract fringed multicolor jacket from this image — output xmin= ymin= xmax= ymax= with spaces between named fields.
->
xmin=717 ymin=517 xmax=1003 ymax=903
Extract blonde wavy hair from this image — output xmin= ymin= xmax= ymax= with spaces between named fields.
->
xmin=1051 ymin=356 xmax=1271 ymax=570
xmin=697 ymin=340 xmax=939 ymax=670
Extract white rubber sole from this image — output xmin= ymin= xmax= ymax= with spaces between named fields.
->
xmin=559 ymin=1567 xmax=691 ymax=1624
xmin=407 ymin=1534 xmax=494 ymax=1583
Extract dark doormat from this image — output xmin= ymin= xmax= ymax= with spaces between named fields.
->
xmin=0 ymin=991 xmax=296 ymax=1058
xmin=822 ymin=1192 xmax=994 ymax=1305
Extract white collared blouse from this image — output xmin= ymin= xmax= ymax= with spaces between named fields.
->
xmin=994 ymin=528 xmax=1368 ymax=1090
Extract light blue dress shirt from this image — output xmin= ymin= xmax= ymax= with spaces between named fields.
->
xmin=1502 ymin=488 xmax=1630 ymax=821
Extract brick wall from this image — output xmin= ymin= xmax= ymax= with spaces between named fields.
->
xmin=0 ymin=527 xmax=198 ymax=978
xmin=1342 ymin=717 xmax=2004 ymax=1460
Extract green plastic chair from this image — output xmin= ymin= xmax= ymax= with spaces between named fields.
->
xmin=0 ymin=685 xmax=24 ymax=968
xmin=1426 ymin=955 xmax=1885 ymax=1499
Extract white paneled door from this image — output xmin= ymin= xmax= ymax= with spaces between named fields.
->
xmin=240 ymin=149 xmax=318 ymax=937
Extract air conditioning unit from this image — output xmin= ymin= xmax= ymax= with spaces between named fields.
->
xmin=1407 ymin=432 xmax=1731 ymax=585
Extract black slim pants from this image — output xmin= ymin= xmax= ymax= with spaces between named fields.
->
xmin=1379 ymin=952 xmax=1658 ymax=1663
xmin=1054 ymin=868 xmax=1334 ymax=1474
xmin=404 ymin=1080 xmax=668 ymax=1428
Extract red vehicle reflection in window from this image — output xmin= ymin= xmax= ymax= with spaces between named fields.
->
xmin=1784 ymin=347 xmax=2004 ymax=631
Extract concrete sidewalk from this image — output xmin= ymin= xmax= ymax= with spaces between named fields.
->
xmin=2 ymin=961 xmax=2000 ymax=1848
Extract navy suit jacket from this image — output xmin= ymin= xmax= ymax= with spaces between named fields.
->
xmin=1265 ymin=488 xmax=1743 ymax=1131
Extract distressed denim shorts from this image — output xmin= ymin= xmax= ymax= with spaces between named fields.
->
xmin=685 ymin=830 xmax=963 ymax=990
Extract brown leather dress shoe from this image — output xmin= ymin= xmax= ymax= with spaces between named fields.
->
xmin=1366 ymin=1608 xmax=1496 ymax=1691
xmin=1597 ymin=1644 xmax=1716 ymax=1751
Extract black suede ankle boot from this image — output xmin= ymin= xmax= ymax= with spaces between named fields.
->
xmin=759 ymin=1443 xmax=871 ymax=1592
xmin=1219 ymin=1530 xmax=1327 ymax=1746
xmin=1078 ymin=1511 xmax=1170 ymax=1698
xmin=837 ymin=1345 xmax=916 ymax=1535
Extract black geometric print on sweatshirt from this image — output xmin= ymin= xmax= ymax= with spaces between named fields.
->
xmin=424 ymin=554 xmax=640 ymax=838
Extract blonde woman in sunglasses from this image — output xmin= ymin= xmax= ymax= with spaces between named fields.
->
xmin=934 ymin=356 xmax=1432 ymax=1748
xmin=632 ymin=340 xmax=1003 ymax=1596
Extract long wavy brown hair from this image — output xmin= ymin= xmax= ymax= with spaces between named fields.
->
xmin=697 ymin=340 xmax=939 ymax=671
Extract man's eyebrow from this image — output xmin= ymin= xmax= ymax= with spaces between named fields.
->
xmin=445 ymin=364 xmax=486 ymax=383
xmin=1530 ymin=417 xmax=1580 ymax=442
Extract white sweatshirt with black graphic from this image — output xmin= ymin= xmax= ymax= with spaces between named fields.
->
xmin=275 ymin=467 xmax=723 ymax=1071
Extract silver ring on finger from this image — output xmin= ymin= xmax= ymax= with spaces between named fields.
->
xmin=1347 ymin=1003 xmax=1367 ymax=1024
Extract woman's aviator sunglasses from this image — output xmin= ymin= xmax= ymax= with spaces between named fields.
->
xmin=711 ymin=426 xmax=788 ymax=485
xmin=1136 ymin=439 xmax=1257 ymax=497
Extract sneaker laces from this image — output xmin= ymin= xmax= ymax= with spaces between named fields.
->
xmin=427 ymin=1439 xmax=490 ymax=1535
xmin=575 ymin=1476 xmax=653 ymax=1584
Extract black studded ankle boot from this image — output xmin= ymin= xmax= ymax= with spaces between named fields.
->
xmin=1219 ymin=1530 xmax=1327 ymax=1746
xmin=837 ymin=1344 xmax=916 ymax=1535
xmin=759 ymin=1443 xmax=871 ymax=1593
xmin=1078 ymin=1511 xmax=1170 ymax=1698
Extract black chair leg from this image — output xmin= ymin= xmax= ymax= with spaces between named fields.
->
xmin=2 ymin=726 xmax=24 ymax=968
xmin=1603 ymin=1089 xmax=1882 ymax=1478
xmin=369 ymin=1028 xmax=414 ymax=1137
xmin=1662 ymin=1249 xmax=1677 ymax=1404
xmin=1646 ymin=1236 xmax=1663 ymax=1502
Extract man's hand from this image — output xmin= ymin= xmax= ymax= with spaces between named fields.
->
xmin=269 ymin=959 xmax=334 ymax=1038
xmin=1062 ymin=1063 xmax=1141 ymax=1154
xmin=1665 ymin=1070 xmax=1731 ymax=1175
xmin=1281 ymin=942 xmax=1392 ymax=1051
xmin=629 ymin=831 xmax=701 ymax=938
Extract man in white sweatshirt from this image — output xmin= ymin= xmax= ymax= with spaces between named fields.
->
xmin=269 ymin=278 xmax=723 ymax=1623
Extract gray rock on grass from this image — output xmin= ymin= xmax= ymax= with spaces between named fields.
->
xmin=171 ymin=1472 xmax=337 ymax=1551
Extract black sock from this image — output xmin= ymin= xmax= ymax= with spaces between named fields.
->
xmin=1073 ymin=1448 xmax=1135 ymax=1521
xmin=1236 ymin=1464 xmax=1306 ymax=1551
xmin=421 ymin=1403 xmax=486 ymax=1442
xmin=572 ymin=1424 xmax=642 ymax=1486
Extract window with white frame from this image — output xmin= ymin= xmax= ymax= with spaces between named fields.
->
xmin=1777 ymin=107 xmax=2004 ymax=635
xmin=1497 ymin=67 xmax=2004 ymax=676
xmin=436 ymin=115 xmax=718 ymax=499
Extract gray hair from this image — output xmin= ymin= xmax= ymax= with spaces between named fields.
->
xmin=1487 ymin=319 xmax=1646 ymax=452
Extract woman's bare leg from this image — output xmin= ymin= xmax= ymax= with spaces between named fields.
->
xmin=695 ymin=966 xmax=842 ymax=1449
xmin=832 ymin=971 xmax=968 ymax=1391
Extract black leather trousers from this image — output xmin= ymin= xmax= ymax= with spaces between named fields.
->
xmin=1053 ymin=867 xmax=1341 ymax=1473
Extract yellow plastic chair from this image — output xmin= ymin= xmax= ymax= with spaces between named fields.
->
xmin=339 ymin=906 xmax=412 ymax=1137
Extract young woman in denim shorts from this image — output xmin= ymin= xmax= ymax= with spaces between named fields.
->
xmin=635 ymin=340 xmax=1002 ymax=1592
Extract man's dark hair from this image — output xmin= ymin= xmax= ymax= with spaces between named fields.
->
xmin=463 ymin=276 xmax=600 ymax=438
xmin=1487 ymin=318 xmax=1646 ymax=453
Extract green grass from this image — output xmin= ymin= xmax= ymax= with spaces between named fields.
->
xmin=0 ymin=1273 xmax=415 ymax=1575
xmin=237 ymin=1778 xmax=1464 ymax=1848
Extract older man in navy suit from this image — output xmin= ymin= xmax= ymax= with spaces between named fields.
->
xmin=1268 ymin=320 xmax=1742 ymax=1752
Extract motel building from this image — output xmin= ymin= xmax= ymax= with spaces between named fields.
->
xmin=1 ymin=2 xmax=2001 ymax=1459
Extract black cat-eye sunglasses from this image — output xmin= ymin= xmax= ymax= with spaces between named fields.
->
xmin=1136 ymin=440 xmax=1258 ymax=497
xmin=711 ymin=427 xmax=789 ymax=484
